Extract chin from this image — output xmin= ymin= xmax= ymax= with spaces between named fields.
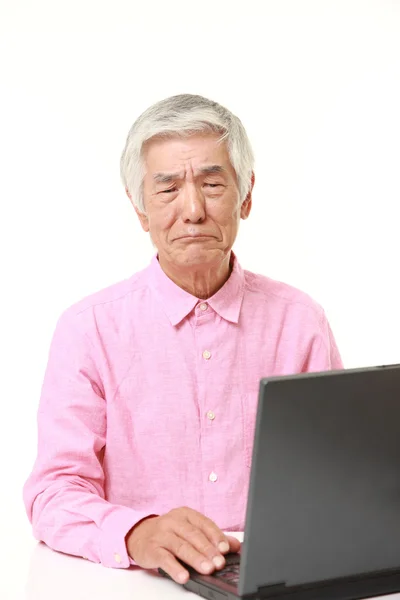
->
xmin=178 ymin=249 xmax=223 ymax=267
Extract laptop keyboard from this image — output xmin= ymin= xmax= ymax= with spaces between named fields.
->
xmin=213 ymin=553 xmax=241 ymax=586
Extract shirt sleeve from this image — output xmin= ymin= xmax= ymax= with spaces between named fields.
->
xmin=23 ymin=309 xmax=155 ymax=569
xmin=301 ymin=309 xmax=344 ymax=373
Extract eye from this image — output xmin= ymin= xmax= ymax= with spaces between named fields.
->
xmin=204 ymin=183 xmax=221 ymax=188
xmin=160 ymin=187 xmax=178 ymax=194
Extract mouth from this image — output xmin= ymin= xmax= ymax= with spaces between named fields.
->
xmin=176 ymin=235 xmax=215 ymax=241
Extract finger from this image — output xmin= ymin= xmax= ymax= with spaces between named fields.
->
xmin=156 ymin=547 xmax=190 ymax=584
xmin=185 ymin=508 xmax=230 ymax=552
xmin=167 ymin=532 xmax=216 ymax=575
xmin=174 ymin=523 xmax=227 ymax=569
xmin=225 ymin=535 xmax=241 ymax=554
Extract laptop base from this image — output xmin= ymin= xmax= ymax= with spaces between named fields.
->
xmin=183 ymin=567 xmax=400 ymax=600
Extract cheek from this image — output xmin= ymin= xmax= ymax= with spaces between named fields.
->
xmin=161 ymin=210 xmax=177 ymax=231
xmin=212 ymin=204 xmax=241 ymax=227
xmin=148 ymin=207 xmax=176 ymax=236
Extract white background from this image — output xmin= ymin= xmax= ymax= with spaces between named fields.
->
xmin=1 ymin=1 xmax=400 ymax=597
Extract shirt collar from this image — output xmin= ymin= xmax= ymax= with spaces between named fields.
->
xmin=148 ymin=253 xmax=245 ymax=326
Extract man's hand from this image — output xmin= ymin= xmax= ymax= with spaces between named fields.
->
xmin=126 ymin=507 xmax=241 ymax=584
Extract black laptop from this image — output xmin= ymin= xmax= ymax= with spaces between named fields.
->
xmin=160 ymin=364 xmax=400 ymax=599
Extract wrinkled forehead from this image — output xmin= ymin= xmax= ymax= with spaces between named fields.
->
xmin=142 ymin=133 xmax=233 ymax=176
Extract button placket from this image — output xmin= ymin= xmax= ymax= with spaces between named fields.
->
xmin=194 ymin=306 xmax=220 ymax=496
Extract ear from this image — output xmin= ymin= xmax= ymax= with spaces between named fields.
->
xmin=126 ymin=188 xmax=149 ymax=232
xmin=240 ymin=172 xmax=255 ymax=220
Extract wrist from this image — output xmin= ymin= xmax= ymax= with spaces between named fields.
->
xmin=125 ymin=514 xmax=159 ymax=558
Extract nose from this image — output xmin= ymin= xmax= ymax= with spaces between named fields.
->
xmin=181 ymin=183 xmax=206 ymax=224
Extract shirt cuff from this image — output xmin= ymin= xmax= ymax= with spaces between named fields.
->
xmin=99 ymin=506 xmax=158 ymax=569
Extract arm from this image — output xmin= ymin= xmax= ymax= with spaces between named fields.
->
xmin=302 ymin=309 xmax=343 ymax=372
xmin=23 ymin=309 xmax=154 ymax=568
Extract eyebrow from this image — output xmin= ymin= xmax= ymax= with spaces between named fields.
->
xmin=199 ymin=165 xmax=226 ymax=176
xmin=153 ymin=164 xmax=226 ymax=184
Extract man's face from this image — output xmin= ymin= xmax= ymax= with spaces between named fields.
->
xmin=134 ymin=133 xmax=252 ymax=270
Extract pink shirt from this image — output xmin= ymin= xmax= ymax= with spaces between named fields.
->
xmin=23 ymin=255 xmax=343 ymax=569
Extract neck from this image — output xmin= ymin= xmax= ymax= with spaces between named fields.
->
xmin=158 ymin=254 xmax=233 ymax=299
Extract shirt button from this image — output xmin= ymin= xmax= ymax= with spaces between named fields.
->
xmin=202 ymin=350 xmax=211 ymax=360
xmin=207 ymin=410 xmax=215 ymax=420
xmin=114 ymin=553 xmax=122 ymax=564
xmin=199 ymin=302 xmax=208 ymax=311
xmin=209 ymin=472 xmax=218 ymax=483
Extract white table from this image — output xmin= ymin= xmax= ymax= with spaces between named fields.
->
xmin=24 ymin=534 xmax=242 ymax=600
xmin=2 ymin=520 xmax=242 ymax=600
xmin=4 ymin=521 xmax=400 ymax=600
xmin=25 ymin=545 xmax=192 ymax=599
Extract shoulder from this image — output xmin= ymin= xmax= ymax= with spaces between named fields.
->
xmin=56 ymin=266 xmax=151 ymax=332
xmin=243 ymin=269 xmax=326 ymax=325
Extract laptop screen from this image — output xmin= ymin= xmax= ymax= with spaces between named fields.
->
xmin=239 ymin=365 xmax=400 ymax=597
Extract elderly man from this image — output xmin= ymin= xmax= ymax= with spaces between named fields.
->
xmin=23 ymin=94 xmax=342 ymax=585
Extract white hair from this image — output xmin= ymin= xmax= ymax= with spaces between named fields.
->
xmin=120 ymin=94 xmax=255 ymax=213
